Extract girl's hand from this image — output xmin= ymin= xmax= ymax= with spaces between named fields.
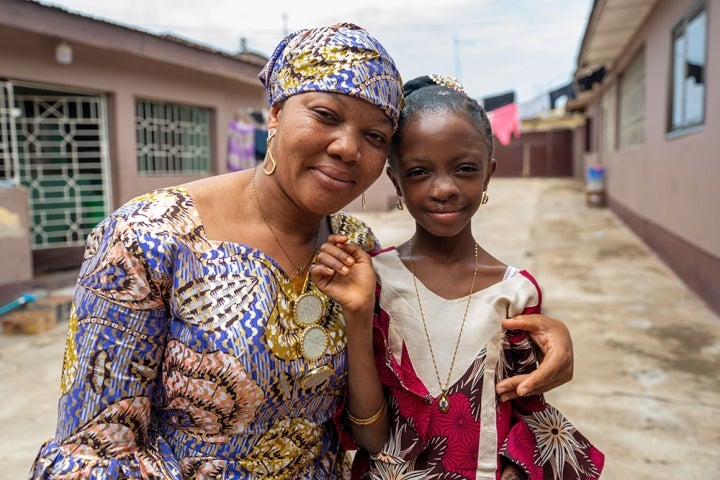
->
xmin=496 ymin=314 xmax=574 ymax=402
xmin=311 ymin=234 xmax=375 ymax=315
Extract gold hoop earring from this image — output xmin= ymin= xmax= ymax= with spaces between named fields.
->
xmin=361 ymin=192 xmax=367 ymax=211
xmin=262 ymin=128 xmax=277 ymax=175
xmin=481 ymin=191 xmax=489 ymax=205
xmin=267 ymin=128 xmax=277 ymax=143
xmin=395 ymin=196 xmax=404 ymax=211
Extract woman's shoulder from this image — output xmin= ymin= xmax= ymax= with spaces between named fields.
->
xmin=106 ymin=186 xmax=199 ymax=233
xmin=85 ymin=187 xmax=202 ymax=255
xmin=329 ymin=211 xmax=380 ymax=251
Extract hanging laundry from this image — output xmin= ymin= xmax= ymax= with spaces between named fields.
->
xmin=549 ymin=81 xmax=576 ymax=109
xmin=488 ymin=102 xmax=520 ymax=146
xmin=519 ymin=92 xmax=551 ymax=119
xmin=254 ymin=127 xmax=268 ymax=161
xmin=482 ymin=90 xmax=515 ymax=111
xmin=577 ymin=66 xmax=606 ymax=91
xmin=227 ymin=119 xmax=256 ymax=171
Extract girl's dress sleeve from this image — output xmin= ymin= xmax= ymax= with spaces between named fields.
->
xmin=28 ymin=198 xmax=182 ymax=479
xmin=499 ymin=272 xmax=605 ymax=480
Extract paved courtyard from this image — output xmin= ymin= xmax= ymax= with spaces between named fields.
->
xmin=2 ymin=178 xmax=719 ymax=479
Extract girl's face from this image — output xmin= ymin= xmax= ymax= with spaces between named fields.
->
xmin=389 ymin=111 xmax=495 ymax=238
xmin=267 ymin=92 xmax=394 ymax=216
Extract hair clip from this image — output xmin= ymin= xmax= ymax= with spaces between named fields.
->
xmin=429 ymin=74 xmax=466 ymax=94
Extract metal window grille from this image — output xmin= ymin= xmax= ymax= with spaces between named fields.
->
xmin=0 ymin=81 xmax=20 ymax=182
xmin=619 ymin=48 xmax=646 ymax=148
xmin=136 ymin=100 xmax=211 ymax=174
xmin=8 ymin=86 xmax=111 ymax=249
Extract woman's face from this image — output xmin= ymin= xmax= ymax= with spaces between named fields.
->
xmin=389 ymin=111 xmax=495 ymax=238
xmin=267 ymin=92 xmax=394 ymax=215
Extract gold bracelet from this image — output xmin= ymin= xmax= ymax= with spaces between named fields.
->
xmin=347 ymin=401 xmax=386 ymax=426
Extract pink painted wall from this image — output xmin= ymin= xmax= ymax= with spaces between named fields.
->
xmin=0 ymin=15 xmax=267 ymax=210
xmin=583 ymin=0 xmax=719 ymax=258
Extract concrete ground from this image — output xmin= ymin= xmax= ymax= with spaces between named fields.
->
xmin=2 ymin=178 xmax=719 ymax=479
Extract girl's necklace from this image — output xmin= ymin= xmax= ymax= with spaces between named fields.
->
xmin=251 ymin=167 xmax=318 ymax=279
xmin=409 ymin=237 xmax=478 ymax=413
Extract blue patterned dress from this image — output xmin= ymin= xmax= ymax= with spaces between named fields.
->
xmin=29 ymin=187 xmax=378 ymax=479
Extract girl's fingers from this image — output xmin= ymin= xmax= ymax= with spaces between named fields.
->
xmin=315 ymin=252 xmax=349 ymax=275
xmin=317 ymin=242 xmax=355 ymax=273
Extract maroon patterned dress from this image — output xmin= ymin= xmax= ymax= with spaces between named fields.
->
xmin=345 ymin=248 xmax=604 ymax=480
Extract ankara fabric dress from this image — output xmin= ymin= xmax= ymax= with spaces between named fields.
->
xmin=29 ymin=187 xmax=378 ymax=480
xmin=353 ymin=248 xmax=604 ymax=480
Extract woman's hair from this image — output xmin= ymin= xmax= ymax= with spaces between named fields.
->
xmin=389 ymin=74 xmax=493 ymax=164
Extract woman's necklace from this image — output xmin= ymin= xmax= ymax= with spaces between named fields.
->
xmin=409 ymin=237 xmax=478 ymax=413
xmin=251 ymin=167 xmax=319 ymax=279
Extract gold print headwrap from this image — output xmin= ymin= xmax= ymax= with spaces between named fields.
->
xmin=259 ymin=22 xmax=403 ymax=130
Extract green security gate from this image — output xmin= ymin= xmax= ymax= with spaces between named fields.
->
xmin=0 ymin=81 xmax=112 ymax=250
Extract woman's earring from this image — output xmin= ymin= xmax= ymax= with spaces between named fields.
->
xmin=481 ymin=191 xmax=489 ymax=205
xmin=395 ymin=196 xmax=404 ymax=210
xmin=262 ymin=128 xmax=277 ymax=175
xmin=361 ymin=192 xmax=367 ymax=211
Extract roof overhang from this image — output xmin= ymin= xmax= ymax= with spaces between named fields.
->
xmin=571 ymin=0 xmax=659 ymax=107
xmin=2 ymin=0 xmax=267 ymax=85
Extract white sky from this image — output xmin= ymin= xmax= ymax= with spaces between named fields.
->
xmin=39 ymin=0 xmax=593 ymax=103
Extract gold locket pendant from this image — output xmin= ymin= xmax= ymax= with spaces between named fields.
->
xmin=292 ymin=274 xmax=329 ymax=361
xmin=438 ymin=392 xmax=450 ymax=413
xmin=299 ymin=364 xmax=334 ymax=389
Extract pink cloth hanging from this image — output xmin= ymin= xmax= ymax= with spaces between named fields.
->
xmin=488 ymin=103 xmax=520 ymax=146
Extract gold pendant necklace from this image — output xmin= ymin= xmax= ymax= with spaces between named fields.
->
xmin=409 ymin=238 xmax=478 ymax=413
xmin=251 ymin=167 xmax=318 ymax=278
xmin=293 ymin=271 xmax=332 ymax=388
xmin=292 ymin=269 xmax=329 ymax=361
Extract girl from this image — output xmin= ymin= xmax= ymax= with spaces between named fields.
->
xmin=312 ymin=75 xmax=604 ymax=479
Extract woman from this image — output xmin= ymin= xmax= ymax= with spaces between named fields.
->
xmin=29 ymin=24 xmax=573 ymax=480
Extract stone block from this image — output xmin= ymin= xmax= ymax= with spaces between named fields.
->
xmin=1 ymin=309 xmax=56 ymax=334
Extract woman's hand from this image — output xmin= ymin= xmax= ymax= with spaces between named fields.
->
xmin=496 ymin=314 xmax=574 ymax=402
xmin=310 ymin=234 xmax=376 ymax=315
xmin=500 ymin=462 xmax=527 ymax=480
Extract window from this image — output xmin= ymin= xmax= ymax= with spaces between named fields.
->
xmin=600 ymin=83 xmax=616 ymax=154
xmin=136 ymin=100 xmax=212 ymax=174
xmin=669 ymin=2 xmax=706 ymax=132
xmin=619 ymin=48 xmax=645 ymax=148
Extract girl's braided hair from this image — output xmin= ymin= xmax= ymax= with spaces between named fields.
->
xmin=389 ymin=74 xmax=494 ymax=165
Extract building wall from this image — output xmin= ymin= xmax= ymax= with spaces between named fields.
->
xmin=583 ymin=0 xmax=719 ymax=312
xmin=494 ymin=130 xmax=575 ymax=178
xmin=0 ymin=187 xmax=32 ymax=305
xmin=0 ymin=25 xmax=267 ymax=209
xmin=0 ymin=11 xmax=267 ymax=272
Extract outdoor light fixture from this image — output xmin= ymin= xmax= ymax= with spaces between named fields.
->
xmin=55 ymin=41 xmax=73 ymax=65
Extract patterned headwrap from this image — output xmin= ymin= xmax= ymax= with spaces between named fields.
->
xmin=259 ymin=22 xmax=403 ymax=130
